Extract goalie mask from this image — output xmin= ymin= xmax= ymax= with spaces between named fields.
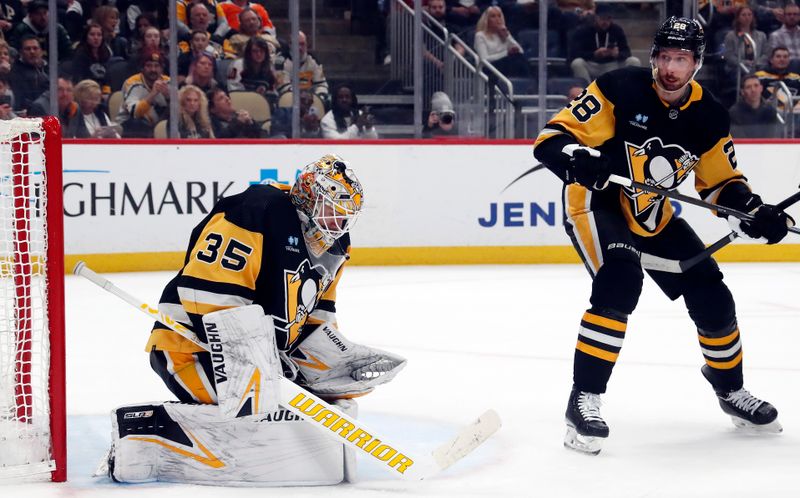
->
xmin=291 ymin=154 xmax=364 ymax=255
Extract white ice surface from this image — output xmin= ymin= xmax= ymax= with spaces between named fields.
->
xmin=4 ymin=263 xmax=800 ymax=497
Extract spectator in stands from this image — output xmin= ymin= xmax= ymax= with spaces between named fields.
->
xmin=184 ymin=52 xmax=219 ymax=94
xmin=66 ymin=79 xmax=121 ymax=139
xmin=474 ymin=6 xmax=531 ymax=78
xmin=424 ymin=91 xmax=459 ymax=138
xmin=227 ymin=36 xmax=277 ymax=96
xmin=122 ymin=1 xmax=168 ymax=36
xmin=178 ymin=30 xmax=220 ymax=82
xmin=321 ymin=83 xmax=378 ymax=139
xmin=755 ymin=46 xmax=800 ymax=99
xmin=0 ymin=74 xmax=15 ymax=119
xmin=71 ymin=22 xmax=113 ymax=98
xmin=9 ymin=35 xmax=48 ymax=114
xmin=127 ymin=12 xmax=157 ymax=59
xmin=179 ymin=3 xmax=221 ymax=55
xmin=568 ymin=4 xmax=640 ymax=84
xmin=93 ymin=5 xmax=127 ymax=59
xmin=501 ymin=0 xmax=565 ymax=36
xmin=723 ymin=6 xmax=769 ymax=79
xmin=223 ymin=7 xmax=264 ymax=58
xmin=0 ymin=38 xmax=11 ymax=77
xmin=176 ymin=84 xmax=214 ymax=138
xmin=729 ymin=73 xmax=781 ymax=138
xmin=446 ymin=0 xmax=489 ymax=30
xmin=700 ymin=0 xmax=749 ymax=53
xmin=271 ymin=89 xmax=323 ymax=138
xmin=207 ymin=86 xmax=262 ymax=138
xmin=8 ymin=0 xmax=73 ymax=60
xmin=28 ymin=77 xmax=78 ymax=126
xmin=178 ymin=0 xmax=219 ymax=34
xmin=116 ymin=48 xmax=170 ymax=138
xmin=277 ymin=31 xmax=329 ymax=99
xmin=0 ymin=0 xmax=23 ymax=40
xmin=566 ymin=84 xmax=584 ymax=101
xmin=215 ymin=0 xmax=275 ymax=38
xmin=768 ymin=2 xmax=800 ymax=60
xmin=132 ymin=25 xmax=167 ymax=63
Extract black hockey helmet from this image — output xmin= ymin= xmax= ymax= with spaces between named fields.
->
xmin=650 ymin=17 xmax=705 ymax=62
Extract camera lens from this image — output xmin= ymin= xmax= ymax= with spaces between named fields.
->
xmin=441 ymin=114 xmax=454 ymax=124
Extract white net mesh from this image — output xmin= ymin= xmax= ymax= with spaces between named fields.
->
xmin=0 ymin=119 xmax=54 ymax=480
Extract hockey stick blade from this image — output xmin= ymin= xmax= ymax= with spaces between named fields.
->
xmin=73 ymin=261 xmax=500 ymax=480
xmin=431 ymin=409 xmax=501 ymax=473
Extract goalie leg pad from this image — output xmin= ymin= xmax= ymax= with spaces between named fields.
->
xmin=202 ymin=305 xmax=282 ymax=418
xmin=290 ymin=322 xmax=406 ymax=398
xmin=108 ymin=400 xmax=358 ymax=486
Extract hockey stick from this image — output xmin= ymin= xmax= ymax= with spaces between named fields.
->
xmin=607 ymin=174 xmax=800 ymax=234
xmin=73 ymin=261 xmax=501 ymax=481
xmin=639 ymin=187 xmax=800 ymax=273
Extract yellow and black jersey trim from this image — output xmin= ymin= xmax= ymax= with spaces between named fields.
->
xmin=541 ymin=81 xmax=616 ymax=149
xmin=698 ymin=328 xmax=743 ymax=370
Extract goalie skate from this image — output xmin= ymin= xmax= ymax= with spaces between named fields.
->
xmin=564 ymin=388 xmax=608 ymax=455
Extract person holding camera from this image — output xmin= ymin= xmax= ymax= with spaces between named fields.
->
xmin=321 ymin=83 xmax=378 ymax=139
xmin=424 ymin=91 xmax=458 ymax=138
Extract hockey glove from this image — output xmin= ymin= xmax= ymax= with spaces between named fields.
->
xmin=563 ymin=145 xmax=611 ymax=191
xmin=729 ymin=204 xmax=795 ymax=245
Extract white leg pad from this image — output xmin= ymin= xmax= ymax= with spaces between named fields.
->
xmin=108 ymin=399 xmax=358 ymax=486
xmin=202 ymin=305 xmax=281 ymax=418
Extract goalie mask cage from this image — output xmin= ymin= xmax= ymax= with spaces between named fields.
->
xmin=0 ymin=117 xmax=66 ymax=482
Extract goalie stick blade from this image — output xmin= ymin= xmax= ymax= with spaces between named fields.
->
xmin=430 ymin=409 xmax=501 ymax=474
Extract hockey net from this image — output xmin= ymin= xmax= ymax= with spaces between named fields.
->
xmin=0 ymin=117 xmax=65 ymax=482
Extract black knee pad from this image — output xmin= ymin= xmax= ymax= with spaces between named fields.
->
xmin=590 ymin=258 xmax=644 ymax=315
xmin=683 ymin=280 xmax=736 ymax=334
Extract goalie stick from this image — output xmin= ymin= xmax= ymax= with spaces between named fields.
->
xmin=637 ymin=186 xmax=800 ymax=273
xmin=73 ymin=261 xmax=501 ymax=481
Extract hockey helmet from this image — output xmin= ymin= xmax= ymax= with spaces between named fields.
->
xmin=651 ymin=17 xmax=705 ymax=64
xmin=291 ymin=154 xmax=364 ymax=255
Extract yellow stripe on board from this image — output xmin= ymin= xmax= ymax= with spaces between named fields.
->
xmin=65 ymin=244 xmax=800 ymax=273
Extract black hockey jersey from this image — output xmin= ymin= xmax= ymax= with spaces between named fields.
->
xmin=534 ymin=67 xmax=752 ymax=236
xmin=146 ymin=183 xmax=349 ymax=354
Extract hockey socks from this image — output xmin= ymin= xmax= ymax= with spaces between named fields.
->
xmin=573 ymin=308 xmax=628 ymax=394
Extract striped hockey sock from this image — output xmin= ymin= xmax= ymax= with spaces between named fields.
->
xmin=573 ymin=309 xmax=627 ymax=394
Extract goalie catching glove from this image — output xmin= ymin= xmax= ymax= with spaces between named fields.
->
xmin=729 ymin=203 xmax=795 ymax=245
xmin=562 ymin=144 xmax=611 ymax=191
xmin=289 ymin=322 xmax=406 ymax=398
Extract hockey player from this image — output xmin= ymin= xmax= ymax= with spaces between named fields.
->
xmin=104 ymin=154 xmax=406 ymax=485
xmin=533 ymin=17 xmax=794 ymax=455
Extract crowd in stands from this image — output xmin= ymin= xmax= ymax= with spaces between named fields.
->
xmin=1 ymin=0 xmax=800 ymax=139
xmin=0 ymin=0 xmax=338 ymax=139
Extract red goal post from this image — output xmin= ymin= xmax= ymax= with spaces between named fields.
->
xmin=0 ymin=117 xmax=66 ymax=482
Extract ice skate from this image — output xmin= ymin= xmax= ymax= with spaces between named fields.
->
xmin=564 ymin=388 xmax=609 ymax=455
xmin=702 ymin=366 xmax=782 ymax=434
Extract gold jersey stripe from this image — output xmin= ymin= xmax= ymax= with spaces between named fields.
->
xmin=547 ymin=81 xmax=616 ymax=148
xmin=179 ymin=299 xmax=236 ymax=316
xmin=704 ymin=350 xmax=744 ymax=370
xmin=168 ymin=351 xmax=216 ymax=404
xmin=576 ymin=340 xmax=619 ymax=363
xmin=582 ymin=311 xmax=627 ymax=332
xmin=145 ymin=328 xmax=206 ymax=353
xmin=566 ymin=185 xmax=601 ymax=272
xmin=698 ymin=329 xmax=740 ymax=346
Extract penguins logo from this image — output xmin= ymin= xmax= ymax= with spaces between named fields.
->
xmin=625 ymin=137 xmax=699 ymax=215
xmin=279 ymin=259 xmax=332 ymax=348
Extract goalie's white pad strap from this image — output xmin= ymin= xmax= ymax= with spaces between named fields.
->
xmin=108 ymin=400 xmax=358 ymax=486
xmin=202 ymin=305 xmax=281 ymax=418
xmin=293 ymin=322 xmax=407 ymax=397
